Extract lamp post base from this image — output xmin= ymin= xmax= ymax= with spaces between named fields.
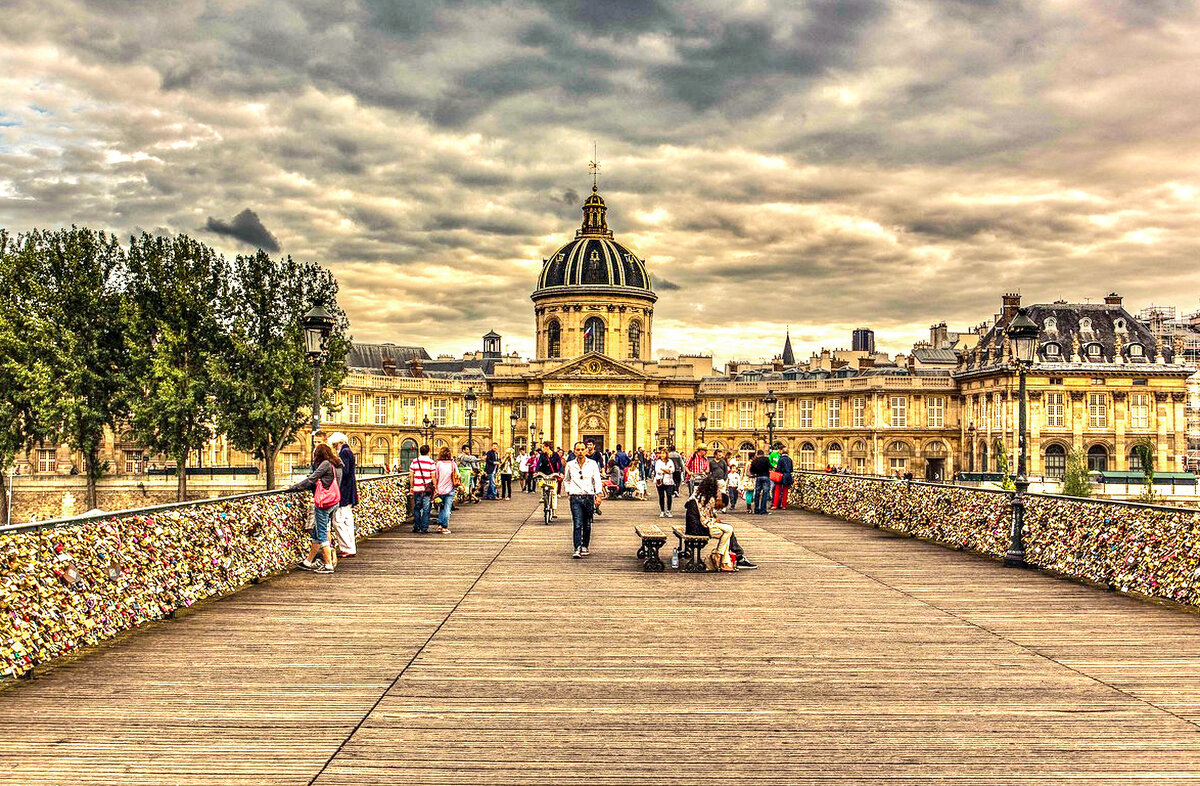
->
xmin=1003 ymin=549 xmax=1027 ymax=568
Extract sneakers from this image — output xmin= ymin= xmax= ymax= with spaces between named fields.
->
xmin=736 ymin=558 xmax=759 ymax=570
xmin=298 ymin=559 xmax=318 ymax=571
xmin=572 ymin=548 xmax=582 ymax=559
xmin=665 ymin=511 xmax=673 ymax=518
xmin=439 ymin=527 xmax=452 ymax=534
xmin=580 ymin=547 xmax=589 ymax=556
xmin=314 ymin=564 xmax=334 ymax=574
xmin=659 ymin=511 xmax=667 ymax=518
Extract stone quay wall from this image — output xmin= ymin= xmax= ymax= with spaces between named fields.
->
xmin=0 ymin=475 xmax=411 ymax=679
xmin=791 ymin=471 xmax=1200 ymax=607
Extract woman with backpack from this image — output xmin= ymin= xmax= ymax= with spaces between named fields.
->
xmin=288 ymin=442 xmax=344 ymax=574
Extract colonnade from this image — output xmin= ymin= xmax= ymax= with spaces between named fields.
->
xmin=490 ymin=395 xmax=696 ymax=452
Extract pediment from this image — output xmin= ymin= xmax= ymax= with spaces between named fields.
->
xmin=538 ymin=353 xmax=646 ymax=380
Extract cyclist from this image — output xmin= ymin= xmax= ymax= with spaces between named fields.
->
xmin=534 ymin=442 xmax=564 ymax=521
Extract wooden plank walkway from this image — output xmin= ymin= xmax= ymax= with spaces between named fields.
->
xmin=2 ymin=494 xmax=1200 ymax=784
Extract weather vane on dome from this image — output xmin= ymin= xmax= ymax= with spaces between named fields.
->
xmin=588 ymin=142 xmax=600 ymax=193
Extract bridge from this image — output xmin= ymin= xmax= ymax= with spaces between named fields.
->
xmin=3 ymin=494 xmax=1200 ymax=783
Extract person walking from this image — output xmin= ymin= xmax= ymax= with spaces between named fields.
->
xmin=484 ymin=443 xmax=499 ymax=500
xmin=726 ymin=462 xmax=742 ymax=512
xmin=499 ymin=447 xmax=514 ymax=499
xmin=564 ymin=441 xmax=603 ymax=559
xmin=586 ymin=440 xmax=605 ymax=516
xmin=516 ymin=448 xmax=528 ymax=493
xmin=535 ymin=441 xmax=564 ymax=520
xmin=434 ymin=446 xmax=460 ymax=534
xmin=668 ymin=445 xmax=684 ymax=497
xmin=653 ymin=447 xmax=676 ymax=517
xmin=409 ymin=444 xmax=437 ymax=533
xmin=288 ymin=442 xmax=343 ymax=574
xmin=772 ymin=447 xmax=794 ymax=510
xmin=749 ymin=449 xmax=773 ymax=515
xmin=329 ymin=433 xmax=358 ymax=558
xmin=614 ymin=444 xmax=630 ymax=492
xmin=709 ymin=448 xmax=729 ymax=511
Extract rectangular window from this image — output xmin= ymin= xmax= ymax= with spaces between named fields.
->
xmin=348 ymin=394 xmax=362 ymax=423
xmin=1046 ymin=393 xmax=1065 ymax=428
xmin=739 ymin=400 xmax=755 ymax=429
xmin=888 ymin=457 xmax=907 ymax=475
xmin=1132 ymin=378 xmax=1148 ymax=386
xmin=282 ymin=452 xmax=296 ymax=476
xmin=776 ymin=399 xmax=788 ymax=429
xmin=890 ymin=396 xmax=907 ymax=428
xmin=990 ymin=397 xmax=1002 ymax=429
xmin=854 ymin=456 xmax=866 ymax=473
xmin=827 ymin=398 xmax=841 ymax=428
xmin=433 ymin=398 xmax=447 ymax=427
xmin=124 ymin=451 xmax=143 ymax=475
xmin=402 ymin=397 xmax=416 ymax=426
xmin=927 ymin=396 xmax=944 ymax=428
xmin=37 ymin=449 xmax=56 ymax=474
xmin=707 ymin=400 xmax=723 ymax=428
xmin=1045 ymin=450 xmax=1066 ymax=479
xmin=1088 ymin=393 xmax=1108 ymax=428
xmin=374 ymin=395 xmax=388 ymax=425
xmin=799 ymin=399 xmax=813 ymax=428
xmin=1130 ymin=393 xmax=1150 ymax=430
xmin=852 ymin=397 xmax=865 ymax=428
xmin=514 ymin=400 xmax=528 ymax=419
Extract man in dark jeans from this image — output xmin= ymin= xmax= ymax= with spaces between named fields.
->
xmin=483 ymin=444 xmax=499 ymax=499
xmin=749 ymin=449 xmax=773 ymax=515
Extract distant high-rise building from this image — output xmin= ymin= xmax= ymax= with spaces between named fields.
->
xmin=852 ymin=327 xmax=875 ymax=353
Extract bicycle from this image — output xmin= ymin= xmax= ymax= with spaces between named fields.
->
xmin=535 ymin=472 xmax=561 ymax=524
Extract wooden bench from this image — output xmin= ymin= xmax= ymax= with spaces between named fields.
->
xmin=672 ymin=526 xmax=712 ymax=573
xmin=633 ymin=524 xmax=667 ymax=572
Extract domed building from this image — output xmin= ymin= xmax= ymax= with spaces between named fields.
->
xmin=532 ymin=186 xmax=656 ymax=361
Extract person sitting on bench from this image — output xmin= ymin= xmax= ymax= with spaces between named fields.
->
xmin=687 ymin=476 xmax=736 ymax=572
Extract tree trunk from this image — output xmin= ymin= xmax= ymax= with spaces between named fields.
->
xmin=85 ymin=449 xmax=98 ymax=510
xmin=264 ymin=444 xmax=277 ymax=490
xmin=0 ymin=470 xmax=8 ymax=528
xmin=176 ymin=451 xmax=188 ymax=502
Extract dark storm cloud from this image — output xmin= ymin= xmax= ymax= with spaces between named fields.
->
xmin=5 ymin=0 xmax=1200 ymax=361
xmin=205 ymin=209 xmax=281 ymax=252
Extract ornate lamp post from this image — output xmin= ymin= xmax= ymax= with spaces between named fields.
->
xmin=529 ymin=421 xmax=537 ymax=448
xmin=1005 ymin=308 xmax=1039 ymax=568
xmin=302 ymin=303 xmax=335 ymax=446
xmin=668 ymin=425 xmax=676 ymax=449
xmin=510 ymin=411 xmax=519 ymax=450
xmin=698 ymin=412 xmax=707 ymax=444
xmin=464 ymin=387 xmax=478 ymax=454
xmin=967 ymin=423 xmax=977 ymax=472
xmin=764 ymin=388 xmax=778 ymax=450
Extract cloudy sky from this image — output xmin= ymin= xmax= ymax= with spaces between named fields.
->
xmin=3 ymin=0 xmax=1200 ymax=363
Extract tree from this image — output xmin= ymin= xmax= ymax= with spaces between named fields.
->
xmin=1132 ymin=438 xmax=1159 ymax=504
xmin=1062 ymin=447 xmax=1092 ymax=498
xmin=994 ymin=438 xmax=1015 ymax=491
xmin=213 ymin=251 xmax=350 ymax=489
xmin=123 ymin=233 xmax=230 ymax=502
xmin=0 ymin=231 xmax=56 ymax=526
xmin=26 ymin=228 xmax=130 ymax=510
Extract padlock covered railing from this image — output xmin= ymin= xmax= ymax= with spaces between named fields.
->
xmin=790 ymin=471 xmax=1200 ymax=607
xmin=1 ymin=475 xmax=411 ymax=679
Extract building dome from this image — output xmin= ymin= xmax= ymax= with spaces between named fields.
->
xmin=534 ymin=187 xmax=655 ymax=299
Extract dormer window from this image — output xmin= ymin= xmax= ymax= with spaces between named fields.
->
xmin=1044 ymin=317 xmax=1057 ymax=333
xmin=1079 ymin=317 xmax=1093 ymax=333
xmin=1114 ymin=318 xmax=1126 ymax=332
xmin=1086 ymin=343 xmax=1102 ymax=358
xmin=1043 ymin=342 xmax=1061 ymax=358
xmin=1128 ymin=343 xmax=1143 ymax=357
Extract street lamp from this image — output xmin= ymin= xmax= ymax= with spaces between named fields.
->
xmin=510 ymin=410 xmax=519 ymax=451
xmin=764 ymin=388 xmax=778 ymax=450
xmin=668 ymin=425 xmax=676 ymax=449
xmin=529 ymin=421 xmax=537 ymax=448
xmin=1005 ymin=307 xmax=1039 ymax=568
xmin=302 ymin=303 xmax=335 ymax=441
xmin=464 ymin=387 xmax=478 ymax=454
xmin=698 ymin=412 xmax=707 ymax=443
xmin=967 ymin=423 xmax=977 ymax=472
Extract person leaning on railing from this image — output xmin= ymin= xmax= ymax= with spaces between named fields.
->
xmin=287 ymin=442 xmax=343 ymax=574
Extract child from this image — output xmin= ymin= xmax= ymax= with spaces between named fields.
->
xmin=727 ymin=466 xmax=742 ymax=511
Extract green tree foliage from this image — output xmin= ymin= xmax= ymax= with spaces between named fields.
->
xmin=213 ymin=251 xmax=350 ymax=490
xmin=124 ymin=233 xmax=230 ymax=502
xmin=1062 ymin=447 xmax=1093 ymax=498
xmin=24 ymin=228 xmax=131 ymax=510
xmin=1132 ymin=438 xmax=1159 ymax=504
xmin=994 ymin=438 xmax=1015 ymax=491
xmin=0 ymin=231 xmax=57 ymax=526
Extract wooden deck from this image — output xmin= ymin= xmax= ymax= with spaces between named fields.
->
xmin=3 ymin=494 xmax=1200 ymax=784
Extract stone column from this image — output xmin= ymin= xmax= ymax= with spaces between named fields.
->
xmin=1113 ymin=391 xmax=1127 ymax=471
xmin=649 ymin=398 xmax=659 ymax=449
xmin=1156 ymin=392 xmax=1170 ymax=467
xmin=624 ymin=398 xmax=634 ymax=449
xmin=540 ymin=398 xmax=552 ymax=447
xmin=569 ymin=397 xmax=579 ymax=448
xmin=608 ymin=398 xmax=618 ymax=449
xmin=551 ymin=396 xmax=563 ymax=449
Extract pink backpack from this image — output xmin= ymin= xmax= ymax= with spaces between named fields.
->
xmin=314 ymin=475 xmax=341 ymax=508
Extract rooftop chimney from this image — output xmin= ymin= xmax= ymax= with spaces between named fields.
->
xmin=408 ymin=356 xmax=424 ymax=378
xmin=1105 ymin=292 xmax=1123 ymax=306
xmin=1001 ymin=293 xmax=1021 ymax=323
xmin=859 ymin=355 xmax=875 ymax=370
xmin=381 ymin=355 xmax=397 ymax=377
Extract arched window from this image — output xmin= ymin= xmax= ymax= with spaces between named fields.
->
xmin=979 ymin=443 xmax=988 ymax=473
xmin=738 ymin=441 xmax=756 ymax=463
xmin=400 ymin=438 xmax=418 ymax=468
xmin=1087 ymin=444 xmax=1108 ymax=472
xmin=1044 ymin=444 xmax=1066 ymax=479
xmin=371 ymin=437 xmax=390 ymax=467
xmin=1129 ymin=447 xmax=1144 ymax=472
xmin=798 ymin=442 xmax=816 ymax=470
xmin=350 ymin=437 xmax=363 ymax=455
xmin=547 ymin=319 xmax=561 ymax=359
xmin=584 ymin=316 xmax=605 ymax=354
xmin=827 ymin=442 xmax=843 ymax=468
xmin=627 ymin=320 xmax=642 ymax=359
xmin=709 ymin=440 xmax=723 ymax=452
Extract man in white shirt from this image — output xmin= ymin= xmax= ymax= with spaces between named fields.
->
xmin=564 ymin=441 xmax=603 ymax=559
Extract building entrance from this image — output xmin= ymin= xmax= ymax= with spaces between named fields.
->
xmin=582 ymin=435 xmax=605 ymax=453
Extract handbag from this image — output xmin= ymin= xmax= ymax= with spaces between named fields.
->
xmin=769 ymin=470 xmax=784 ymax=483
xmin=314 ymin=476 xmax=340 ymax=508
